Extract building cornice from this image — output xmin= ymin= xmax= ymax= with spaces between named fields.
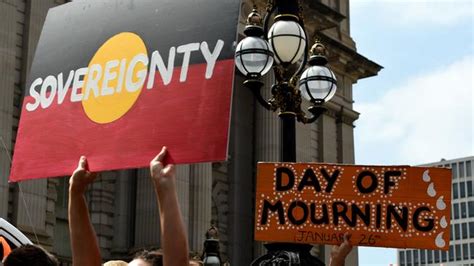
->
xmin=317 ymin=32 xmax=383 ymax=81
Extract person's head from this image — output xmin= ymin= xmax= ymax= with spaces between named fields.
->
xmin=129 ymin=250 xmax=163 ymax=266
xmin=2 ymin=244 xmax=58 ymax=266
xmin=103 ymin=260 xmax=128 ymax=266
xmin=129 ymin=249 xmax=201 ymax=266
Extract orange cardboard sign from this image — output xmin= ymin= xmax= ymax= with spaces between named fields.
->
xmin=255 ymin=162 xmax=452 ymax=250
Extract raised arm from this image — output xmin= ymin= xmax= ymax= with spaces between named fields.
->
xmin=150 ymin=147 xmax=189 ymax=266
xmin=68 ymin=156 xmax=101 ymax=266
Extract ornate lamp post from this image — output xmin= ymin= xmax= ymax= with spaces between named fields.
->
xmin=234 ymin=0 xmax=337 ymax=265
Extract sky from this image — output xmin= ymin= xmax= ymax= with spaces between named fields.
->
xmin=349 ymin=0 xmax=473 ymax=265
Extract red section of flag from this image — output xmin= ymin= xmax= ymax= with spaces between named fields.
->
xmin=10 ymin=60 xmax=234 ymax=182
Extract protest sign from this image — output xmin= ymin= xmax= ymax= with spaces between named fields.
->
xmin=255 ymin=162 xmax=452 ymax=250
xmin=10 ymin=0 xmax=240 ymax=181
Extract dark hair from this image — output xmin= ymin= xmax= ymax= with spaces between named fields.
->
xmin=3 ymin=244 xmax=59 ymax=266
xmin=133 ymin=249 xmax=163 ymax=266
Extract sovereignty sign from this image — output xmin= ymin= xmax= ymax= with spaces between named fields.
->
xmin=255 ymin=162 xmax=452 ymax=250
xmin=10 ymin=0 xmax=240 ymax=181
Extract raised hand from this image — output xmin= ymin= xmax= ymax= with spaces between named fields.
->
xmin=330 ymin=233 xmax=353 ymax=266
xmin=150 ymin=147 xmax=176 ymax=191
xmin=69 ymin=156 xmax=97 ymax=194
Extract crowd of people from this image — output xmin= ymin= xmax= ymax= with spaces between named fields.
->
xmin=1 ymin=147 xmax=352 ymax=266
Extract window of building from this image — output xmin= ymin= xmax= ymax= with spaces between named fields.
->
xmin=462 ymin=222 xmax=468 ymax=239
xmin=463 ymin=243 xmax=469 ymax=260
xmin=460 ymin=182 xmax=466 ymax=198
xmin=420 ymin=249 xmax=426 ymax=264
xmin=434 ymin=250 xmax=440 ymax=263
xmin=468 ymin=181 xmax=473 ymax=197
xmin=470 ymin=222 xmax=474 ymax=238
xmin=454 ymin=203 xmax=460 ymax=219
xmin=455 ymin=223 xmax=461 ymax=240
xmin=407 ymin=250 xmax=412 ymax=264
xmin=453 ymin=183 xmax=459 ymax=199
xmin=469 ymin=201 xmax=474 ymax=218
xmin=452 ymin=163 xmax=458 ymax=179
xmin=471 ymin=243 xmax=474 ymax=259
xmin=450 ymin=224 xmax=454 ymax=240
xmin=441 ymin=250 xmax=447 ymax=262
xmin=456 ymin=244 xmax=462 ymax=260
xmin=400 ymin=251 xmax=406 ymax=266
xmin=413 ymin=250 xmax=418 ymax=264
xmin=427 ymin=249 xmax=433 ymax=263
xmin=449 ymin=245 xmax=454 ymax=261
xmin=467 ymin=160 xmax=472 ymax=176
xmin=461 ymin=202 xmax=467 ymax=218
xmin=459 ymin=162 xmax=465 ymax=178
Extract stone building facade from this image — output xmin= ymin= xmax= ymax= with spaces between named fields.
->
xmin=0 ymin=0 xmax=381 ymax=265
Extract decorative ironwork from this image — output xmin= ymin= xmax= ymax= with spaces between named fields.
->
xmin=240 ymin=1 xmax=330 ymax=125
xmin=235 ymin=1 xmax=338 ymax=265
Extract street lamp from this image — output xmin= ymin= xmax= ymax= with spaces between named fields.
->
xmin=234 ymin=0 xmax=336 ymax=265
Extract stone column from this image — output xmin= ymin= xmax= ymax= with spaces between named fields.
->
xmin=7 ymin=0 xmax=61 ymax=250
xmin=111 ymin=170 xmax=136 ymax=256
xmin=0 ymin=1 xmax=17 ymax=218
xmin=14 ymin=180 xmax=48 ymax=244
xmin=296 ymin=99 xmax=314 ymax=162
xmin=336 ymin=106 xmax=358 ymax=164
xmin=134 ymin=164 xmax=190 ymax=250
xmin=45 ymin=179 xmax=58 ymax=250
xmin=175 ymin=164 xmax=190 ymax=236
xmin=189 ymin=163 xmax=212 ymax=253
xmin=211 ymin=162 xmax=230 ymax=261
xmin=134 ymin=168 xmax=160 ymax=248
xmin=318 ymin=107 xmax=338 ymax=163
xmin=89 ymin=171 xmax=116 ymax=259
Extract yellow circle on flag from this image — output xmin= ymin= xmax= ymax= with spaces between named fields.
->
xmin=82 ymin=32 xmax=147 ymax=124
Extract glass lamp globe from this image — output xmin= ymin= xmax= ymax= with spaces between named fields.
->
xmin=299 ymin=65 xmax=337 ymax=103
xmin=267 ymin=20 xmax=306 ymax=65
xmin=235 ymin=36 xmax=274 ymax=79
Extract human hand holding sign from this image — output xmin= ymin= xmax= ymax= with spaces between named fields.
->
xmin=69 ymin=156 xmax=97 ymax=194
xmin=329 ymin=233 xmax=353 ymax=266
xmin=150 ymin=146 xmax=176 ymax=193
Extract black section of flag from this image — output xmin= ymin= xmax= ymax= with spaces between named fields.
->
xmin=27 ymin=0 xmax=240 ymax=91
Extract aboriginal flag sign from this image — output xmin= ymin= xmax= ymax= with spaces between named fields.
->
xmin=10 ymin=0 xmax=240 ymax=181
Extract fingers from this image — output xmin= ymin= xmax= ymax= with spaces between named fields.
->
xmin=70 ymin=156 xmax=97 ymax=193
xmin=77 ymin=156 xmax=86 ymax=170
xmin=150 ymin=147 xmax=167 ymax=177
xmin=73 ymin=156 xmax=95 ymax=178
xmin=152 ymin=146 xmax=167 ymax=163
xmin=162 ymin=164 xmax=176 ymax=176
